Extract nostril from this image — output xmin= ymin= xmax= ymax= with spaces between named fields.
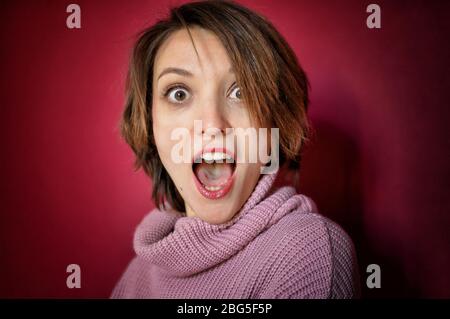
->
xmin=202 ymin=126 xmax=225 ymax=137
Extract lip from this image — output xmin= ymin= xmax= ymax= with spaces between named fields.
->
xmin=192 ymin=147 xmax=236 ymax=200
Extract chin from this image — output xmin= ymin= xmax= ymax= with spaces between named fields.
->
xmin=190 ymin=195 xmax=239 ymax=224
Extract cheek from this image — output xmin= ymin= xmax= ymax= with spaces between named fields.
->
xmin=152 ymin=105 xmax=192 ymax=185
xmin=152 ymin=112 xmax=177 ymax=169
xmin=228 ymin=106 xmax=252 ymax=128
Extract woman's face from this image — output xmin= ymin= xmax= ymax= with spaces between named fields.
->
xmin=152 ymin=27 xmax=265 ymax=224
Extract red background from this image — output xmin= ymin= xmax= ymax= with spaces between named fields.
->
xmin=0 ymin=0 xmax=449 ymax=298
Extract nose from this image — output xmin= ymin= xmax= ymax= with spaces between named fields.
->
xmin=199 ymin=99 xmax=230 ymax=137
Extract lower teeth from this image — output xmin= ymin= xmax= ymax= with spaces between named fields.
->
xmin=204 ymin=185 xmax=223 ymax=191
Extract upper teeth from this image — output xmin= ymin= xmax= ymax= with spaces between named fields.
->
xmin=200 ymin=152 xmax=233 ymax=163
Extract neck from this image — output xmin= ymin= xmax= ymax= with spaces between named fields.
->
xmin=185 ymin=202 xmax=196 ymax=218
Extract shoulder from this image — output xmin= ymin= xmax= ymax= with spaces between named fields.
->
xmin=263 ymin=200 xmax=355 ymax=261
xmin=257 ymin=198 xmax=360 ymax=298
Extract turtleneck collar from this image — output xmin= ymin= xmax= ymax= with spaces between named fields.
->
xmin=133 ymin=172 xmax=317 ymax=277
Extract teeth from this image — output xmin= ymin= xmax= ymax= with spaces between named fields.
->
xmin=200 ymin=152 xmax=233 ymax=164
xmin=204 ymin=185 xmax=223 ymax=191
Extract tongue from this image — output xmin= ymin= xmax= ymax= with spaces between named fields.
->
xmin=194 ymin=162 xmax=233 ymax=187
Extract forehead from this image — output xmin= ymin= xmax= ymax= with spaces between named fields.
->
xmin=154 ymin=27 xmax=233 ymax=77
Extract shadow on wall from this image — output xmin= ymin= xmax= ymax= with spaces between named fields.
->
xmin=296 ymin=119 xmax=420 ymax=298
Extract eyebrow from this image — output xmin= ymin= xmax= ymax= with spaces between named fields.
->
xmin=157 ymin=67 xmax=193 ymax=81
xmin=157 ymin=66 xmax=235 ymax=81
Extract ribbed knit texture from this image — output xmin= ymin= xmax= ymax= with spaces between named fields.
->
xmin=111 ymin=172 xmax=360 ymax=298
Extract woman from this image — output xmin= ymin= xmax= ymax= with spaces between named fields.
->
xmin=112 ymin=0 xmax=360 ymax=298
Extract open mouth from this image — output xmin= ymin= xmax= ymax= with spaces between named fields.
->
xmin=192 ymin=148 xmax=236 ymax=200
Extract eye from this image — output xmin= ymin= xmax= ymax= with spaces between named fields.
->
xmin=229 ymin=85 xmax=242 ymax=100
xmin=164 ymin=86 xmax=191 ymax=104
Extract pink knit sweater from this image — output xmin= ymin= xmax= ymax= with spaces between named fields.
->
xmin=111 ymin=172 xmax=360 ymax=298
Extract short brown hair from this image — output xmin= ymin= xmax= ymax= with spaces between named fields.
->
xmin=121 ymin=0 xmax=311 ymax=212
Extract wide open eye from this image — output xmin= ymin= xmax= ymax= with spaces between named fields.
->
xmin=229 ymin=85 xmax=242 ymax=100
xmin=165 ymin=86 xmax=191 ymax=104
